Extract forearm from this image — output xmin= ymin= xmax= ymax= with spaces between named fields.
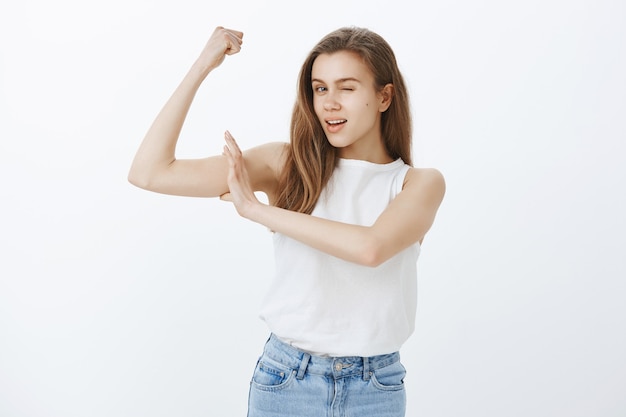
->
xmin=247 ymin=203 xmax=383 ymax=267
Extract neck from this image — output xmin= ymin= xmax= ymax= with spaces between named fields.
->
xmin=338 ymin=139 xmax=392 ymax=164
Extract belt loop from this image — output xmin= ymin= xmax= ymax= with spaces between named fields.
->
xmin=297 ymin=352 xmax=311 ymax=380
xmin=362 ymin=357 xmax=371 ymax=381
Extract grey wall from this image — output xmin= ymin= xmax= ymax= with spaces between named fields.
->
xmin=1 ymin=0 xmax=624 ymax=416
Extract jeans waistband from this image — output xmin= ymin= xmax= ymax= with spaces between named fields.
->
xmin=262 ymin=334 xmax=400 ymax=381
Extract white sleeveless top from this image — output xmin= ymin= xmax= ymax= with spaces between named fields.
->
xmin=259 ymin=158 xmax=420 ymax=357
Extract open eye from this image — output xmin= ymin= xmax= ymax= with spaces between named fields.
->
xmin=314 ymin=86 xmax=327 ymax=93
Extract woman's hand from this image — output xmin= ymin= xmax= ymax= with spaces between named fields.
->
xmin=193 ymin=26 xmax=244 ymax=74
xmin=221 ymin=131 xmax=262 ymax=218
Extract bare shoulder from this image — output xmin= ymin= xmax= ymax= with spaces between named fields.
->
xmin=403 ymin=167 xmax=446 ymax=202
xmin=244 ymin=141 xmax=289 ymax=175
xmin=405 ymin=167 xmax=445 ymax=187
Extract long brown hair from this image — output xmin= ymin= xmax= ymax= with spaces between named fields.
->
xmin=275 ymin=27 xmax=412 ymax=214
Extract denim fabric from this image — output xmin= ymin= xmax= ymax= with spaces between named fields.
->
xmin=247 ymin=334 xmax=406 ymax=417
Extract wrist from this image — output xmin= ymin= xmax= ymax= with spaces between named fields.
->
xmin=244 ymin=200 xmax=269 ymax=224
xmin=188 ymin=60 xmax=215 ymax=83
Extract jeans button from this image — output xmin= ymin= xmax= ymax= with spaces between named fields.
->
xmin=334 ymin=363 xmax=342 ymax=371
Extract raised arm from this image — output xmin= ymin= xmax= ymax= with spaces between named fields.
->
xmin=128 ymin=27 xmax=280 ymax=198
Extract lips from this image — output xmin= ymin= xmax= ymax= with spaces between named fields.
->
xmin=325 ymin=119 xmax=347 ymax=133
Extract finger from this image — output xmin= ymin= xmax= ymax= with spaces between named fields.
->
xmin=225 ymin=42 xmax=241 ymax=55
xmin=224 ymin=28 xmax=244 ymax=42
xmin=224 ymin=130 xmax=242 ymax=155
xmin=214 ymin=26 xmax=243 ymax=41
xmin=224 ymin=144 xmax=240 ymax=175
xmin=222 ymin=144 xmax=232 ymax=160
xmin=224 ymin=30 xmax=244 ymax=48
xmin=213 ymin=27 xmax=243 ymax=55
xmin=224 ymin=32 xmax=243 ymax=55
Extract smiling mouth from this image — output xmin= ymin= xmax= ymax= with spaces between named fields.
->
xmin=326 ymin=119 xmax=347 ymax=126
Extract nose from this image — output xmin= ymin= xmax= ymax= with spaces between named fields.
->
xmin=323 ymin=91 xmax=340 ymax=111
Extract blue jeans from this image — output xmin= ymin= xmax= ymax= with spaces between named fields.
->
xmin=247 ymin=334 xmax=406 ymax=417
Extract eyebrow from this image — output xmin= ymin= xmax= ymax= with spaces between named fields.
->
xmin=311 ymin=77 xmax=362 ymax=84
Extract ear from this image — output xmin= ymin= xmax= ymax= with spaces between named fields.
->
xmin=378 ymin=83 xmax=394 ymax=112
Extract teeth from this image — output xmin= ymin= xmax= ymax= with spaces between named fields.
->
xmin=327 ymin=119 xmax=346 ymax=125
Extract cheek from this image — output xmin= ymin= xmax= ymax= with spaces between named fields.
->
xmin=313 ymin=98 xmax=325 ymax=119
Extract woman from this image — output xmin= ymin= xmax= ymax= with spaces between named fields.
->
xmin=129 ymin=25 xmax=445 ymax=417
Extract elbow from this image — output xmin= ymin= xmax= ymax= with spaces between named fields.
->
xmin=358 ymin=239 xmax=387 ymax=268
xmin=128 ymin=156 xmax=175 ymax=192
xmin=127 ymin=169 xmax=145 ymax=189
xmin=127 ymin=166 xmax=154 ymax=191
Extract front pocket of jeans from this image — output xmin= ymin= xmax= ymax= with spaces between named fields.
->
xmin=370 ymin=361 xmax=406 ymax=391
xmin=251 ymin=360 xmax=295 ymax=391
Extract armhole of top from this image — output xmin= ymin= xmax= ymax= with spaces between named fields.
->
xmin=394 ymin=165 xmax=411 ymax=197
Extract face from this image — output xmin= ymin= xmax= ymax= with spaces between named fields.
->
xmin=311 ymin=51 xmax=392 ymax=162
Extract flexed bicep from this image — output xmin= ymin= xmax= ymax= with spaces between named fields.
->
xmin=130 ymin=141 xmax=285 ymax=198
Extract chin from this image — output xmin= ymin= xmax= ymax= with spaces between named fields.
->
xmin=325 ymin=136 xmax=352 ymax=149
xmin=327 ymin=141 xmax=351 ymax=150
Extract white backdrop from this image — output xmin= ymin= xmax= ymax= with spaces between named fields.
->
xmin=1 ymin=0 xmax=625 ymax=416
